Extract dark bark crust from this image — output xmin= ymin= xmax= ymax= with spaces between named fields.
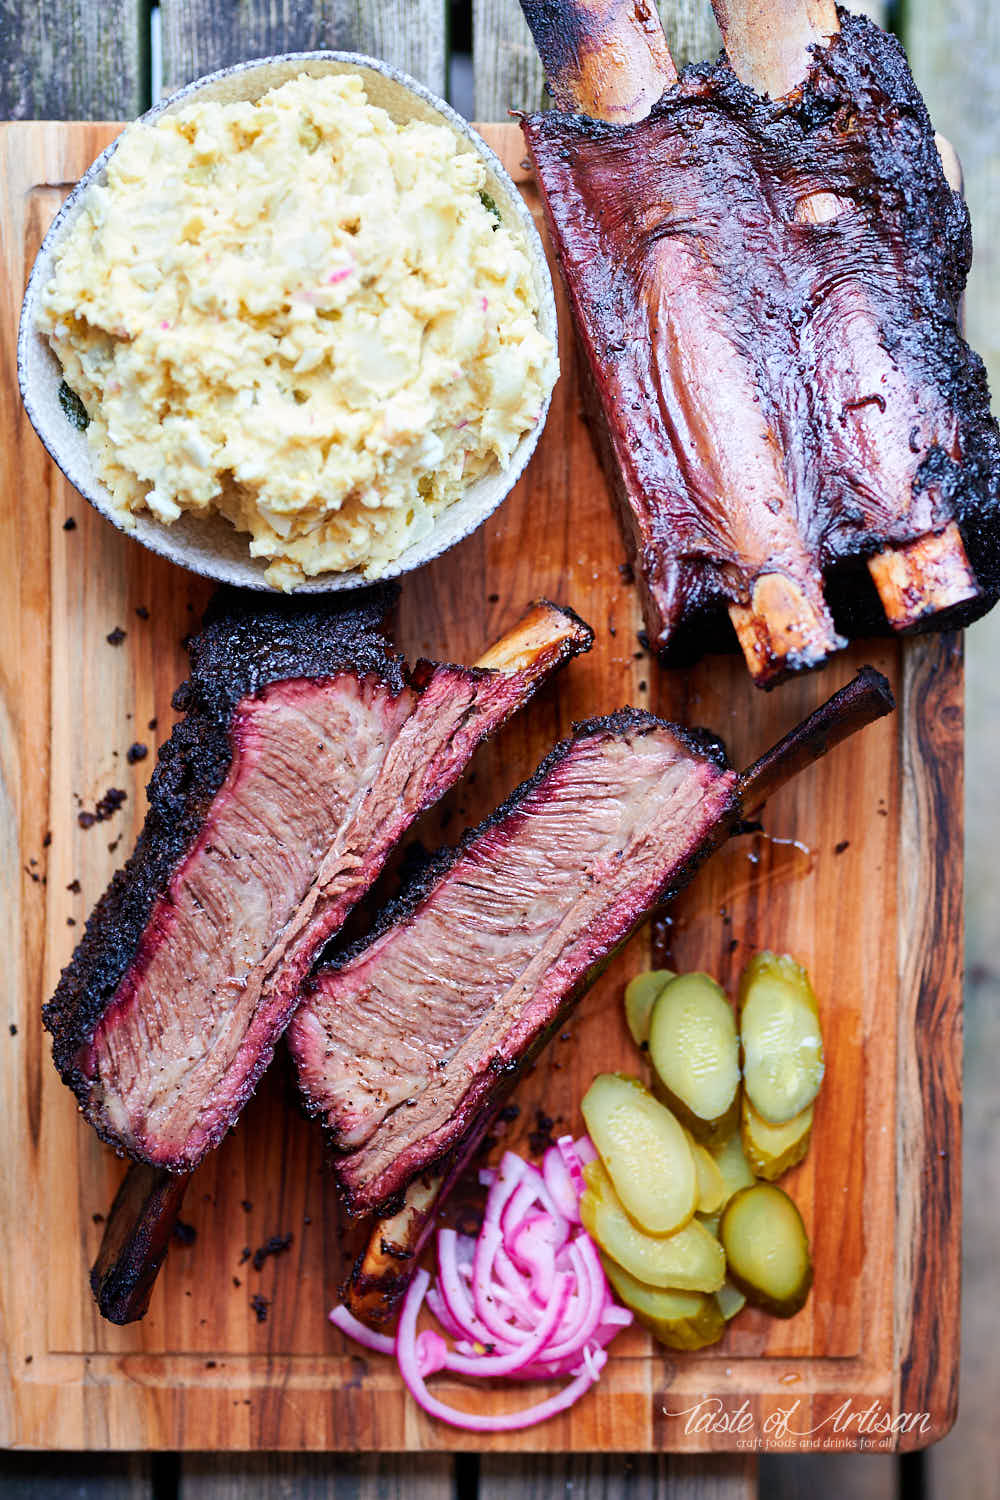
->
xmin=43 ymin=585 xmax=403 ymax=1099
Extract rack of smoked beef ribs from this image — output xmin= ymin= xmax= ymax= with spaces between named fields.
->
xmin=517 ymin=0 xmax=1000 ymax=686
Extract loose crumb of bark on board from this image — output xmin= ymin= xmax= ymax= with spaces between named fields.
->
xmin=126 ymin=742 xmax=148 ymax=764
xmin=238 ymin=1247 xmax=251 ymax=1265
xmin=106 ymin=626 xmax=126 ymax=646
xmin=250 ymin=1294 xmax=270 ymax=1323
xmin=173 ymin=1221 xmax=197 ymax=1246
xmin=528 ymin=1110 xmax=556 ymax=1156
xmin=67 ymin=879 xmax=81 ymax=893
xmin=135 ymin=605 xmax=150 ymax=620
xmin=835 ymin=840 xmax=850 ymax=854
xmin=9 ymin=1025 xmax=17 ymax=1037
xmin=77 ymin=788 xmax=126 ymax=830
xmin=252 ymin=1234 xmax=293 ymax=1271
xmin=92 ymin=1212 xmax=104 ymax=1224
xmin=241 ymin=1199 xmax=253 ymax=1213
xmin=62 ymin=517 xmax=77 ymax=532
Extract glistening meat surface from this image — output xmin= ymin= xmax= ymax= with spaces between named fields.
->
xmin=44 ymin=592 xmax=591 ymax=1172
xmin=522 ymin=11 xmax=1000 ymax=669
xmin=289 ymin=710 xmax=738 ymax=1214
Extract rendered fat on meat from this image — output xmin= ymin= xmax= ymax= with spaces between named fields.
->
xmin=521 ymin=11 xmax=1000 ymax=678
xmin=289 ymin=710 xmax=739 ymax=1214
xmin=43 ymin=589 xmax=592 ymax=1172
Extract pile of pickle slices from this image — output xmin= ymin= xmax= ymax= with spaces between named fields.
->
xmin=580 ymin=953 xmax=825 ymax=1351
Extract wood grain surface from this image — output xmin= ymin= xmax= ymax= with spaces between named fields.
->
xmin=158 ymin=0 xmax=448 ymax=99
xmin=0 ymin=0 xmax=148 ymax=119
xmin=904 ymin=10 xmax=1000 ymax=1488
xmin=0 ymin=119 xmax=962 ymax=1453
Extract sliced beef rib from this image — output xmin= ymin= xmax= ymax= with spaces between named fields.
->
xmin=45 ymin=590 xmax=592 ymax=1173
xmin=289 ymin=709 xmax=739 ymax=1214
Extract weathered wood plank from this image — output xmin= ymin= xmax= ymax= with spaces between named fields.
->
xmin=0 ymin=0 xmax=146 ymax=119
xmin=472 ymin=1 xmax=720 ymax=119
xmin=904 ymin=5 xmax=1000 ymax=1491
xmin=158 ymin=1 xmax=447 ymax=97
xmin=177 ymin=1453 xmax=455 ymax=1497
xmin=479 ymin=1454 xmax=757 ymax=1498
xmin=757 ymin=1453 xmax=897 ymax=1499
xmin=0 ymin=1453 xmax=153 ymax=1496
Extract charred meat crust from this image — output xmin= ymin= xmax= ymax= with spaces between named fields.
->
xmin=43 ymin=585 xmax=402 ymax=1099
xmin=524 ymin=10 xmax=1000 ymax=653
xmin=307 ymin=706 xmax=732 ymax=988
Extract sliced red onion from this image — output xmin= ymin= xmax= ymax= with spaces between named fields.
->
xmin=432 ymin=1275 xmax=571 ymax=1378
xmin=395 ymin=1270 xmax=602 ymax=1433
xmin=555 ymin=1135 xmax=588 ymax=1214
xmin=543 ymin=1142 xmax=581 ymax=1223
xmin=330 ymin=1139 xmax=632 ymax=1432
xmin=438 ymin=1227 xmax=518 ymax=1350
xmin=574 ymin=1134 xmax=598 ymax=1166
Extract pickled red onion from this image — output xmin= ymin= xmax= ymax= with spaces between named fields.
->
xmin=329 ymin=1137 xmax=630 ymax=1431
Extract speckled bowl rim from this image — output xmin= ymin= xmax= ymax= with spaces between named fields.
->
xmin=17 ymin=51 xmax=558 ymax=592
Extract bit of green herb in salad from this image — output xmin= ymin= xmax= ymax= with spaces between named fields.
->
xmin=58 ymin=381 xmax=89 ymax=430
xmin=478 ymin=189 xmax=501 ymax=226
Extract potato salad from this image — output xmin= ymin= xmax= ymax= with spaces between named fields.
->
xmin=38 ymin=72 xmax=556 ymax=587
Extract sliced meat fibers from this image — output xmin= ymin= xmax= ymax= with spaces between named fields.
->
xmin=44 ymin=590 xmax=591 ymax=1172
xmin=522 ymin=11 xmax=1000 ymax=660
xmin=289 ymin=710 xmax=739 ymax=1214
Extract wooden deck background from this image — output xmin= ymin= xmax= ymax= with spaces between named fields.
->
xmin=1 ymin=0 xmax=996 ymax=1496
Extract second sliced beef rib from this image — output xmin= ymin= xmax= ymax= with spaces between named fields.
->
xmin=291 ymin=710 xmax=742 ymax=1214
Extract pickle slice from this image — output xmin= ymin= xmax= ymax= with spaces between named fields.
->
xmin=738 ymin=952 xmax=824 ymax=1124
xmin=624 ymin=970 xmax=675 ymax=1048
xmin=741 ymin=1094 xmax=813 ymax=1181
xmin=709 ymin=1130 xmax=756 ymax=1205
xmin=600 ymin=1254 xmax=726 ymax=1350
xmin=581 ymin=1073 xmax=696 ymax=1235
xmin=687 ymin=1132 xmax=727 ymax=1214
xmin=649 ymin=973 xmax=740 ymax=1143
xmin=581 ymin=1159 xmax=725 ymax=1292
xmin=716 ymin=1279 xmax=747 ymax=1321
xmin=720 ymin=1183 xmax=813 ymax=1317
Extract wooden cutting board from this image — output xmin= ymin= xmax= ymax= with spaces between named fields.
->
xmin=0 ymin=121 xmax=962 ymax=1453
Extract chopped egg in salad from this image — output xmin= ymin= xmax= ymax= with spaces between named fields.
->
xmin=38 ymin=72 xmax=557 ymax=587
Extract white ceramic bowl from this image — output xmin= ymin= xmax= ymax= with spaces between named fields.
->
xmin=18 ymin=53 xmax=557 ymax=591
